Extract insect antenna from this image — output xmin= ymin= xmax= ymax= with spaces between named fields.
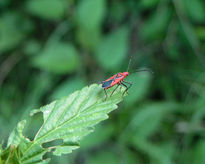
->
xmin=130 ymin=68 xmax=154 ymax=74
xmin=127 ymin=55 xmax=133 ymax=72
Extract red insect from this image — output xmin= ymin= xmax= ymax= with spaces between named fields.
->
xmin=102 ymin=57 xmax=152 ymax=100
xmin=102 ymin=72 xmax=132 ymax=100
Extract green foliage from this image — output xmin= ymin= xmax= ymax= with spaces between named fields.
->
xmin=32 ymin=42 xmax=80 ymax=74
xmin=51 ymin=77 xmax=86 ymax=100
xmin=192 ymin=141 xmax=205 ymax=164
xmin=25 ymin=0 xmax=68 ymax=20
xmin=95 ymin=26 xmax=129 ymax=70
xmin=132 ymin=137 xmax=174 ymax=164
xmin=1 ymin=0 xmax=205 ymax=163
xmin=140 ymin=5 xmax=171 ymax=41
xmin=0 ymin=84 xmax=124 ymax=163
xmin=183 ymin=0 xmax=205 ymax=22
xmin=130 ymin=102 xmax=176 ymax=138
xmin=87 ymin=151 xmax=119 ymax=164
xmin=124 ymin=72 xmax=152 ymax=105
xmin=75 ymin=0 xmax=105 ymax=49
xmin=140 ymin=0 xmax=160 ymax=8
xmin=0 ymin=12 xmax=33 ymax=52
xmin=80 ymin=123 xmax=114 ymax=149
xmin=76 ymin=0 xmax=105 ymax=30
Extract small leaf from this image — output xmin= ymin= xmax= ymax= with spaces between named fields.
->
xmin=32 ymin=42 xmax=80 ymax=74
xmin=25 ymin=0 xmax=67 ymax=20
xmin=95 ymin=26 xmax=129 ymax=70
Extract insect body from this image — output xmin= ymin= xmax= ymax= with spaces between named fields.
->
xmin=102 ymin=72 xmax=132 ymax=100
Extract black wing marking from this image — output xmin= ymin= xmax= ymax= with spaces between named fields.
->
xmin=102 ymin=79 xmax=113 ymax=88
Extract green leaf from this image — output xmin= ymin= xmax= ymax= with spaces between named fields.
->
xmin=183 ymin=0 xmax=205 ymax=22
xmin=76 ymin=0 xmax=106 ymax=30
xmin=140 ymin=6 xmax=171 ymax=41
xmin=0 ymin=144 xmax=4 ymax=163
xmin=2 ymin=84 xmax=124 ymax=163
xmin=196 ymin=27 xmax=205 ymax=40
xmin=75 ymin=0 xmax=105 ymax=50
xmin=7 ymin=120 xmax=28 ymax=147
xmin=95 ymin=26 xmax=129 ymax=70
xmin=0 ymin=12 xmax=33 ymax=52
xmin=76 ymin=27 xmax=102 ymax=50
xmin=140 ymin=0 xmax=160 ymax=8
xmin=25 ymin=0 xmax=67 ymax=20
xmin=192 ymin=141 xmax=205 ymax=164
xmin=32 ymin=42 xmax=80 ymax=74
xmin=0 ymin=144 xmax=2 ymax=154
xmin=3 ymin=120 xmax=31 ymax=164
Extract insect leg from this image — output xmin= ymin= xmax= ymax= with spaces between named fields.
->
xmin=123 ymin=80 xmax=132 ymax=90
xmin=119 ymin=82 xmax=122 ymax=91
xmin=122 ymin=81 xmax=133 ymax=96
xmin=121 ymin=83 xmax=129 ymax=97
xmin=110 ymin=84 xmax=120 ymax=97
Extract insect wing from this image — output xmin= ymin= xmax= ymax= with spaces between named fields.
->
xmin=102 ymin=79 xmax=114 ymax=88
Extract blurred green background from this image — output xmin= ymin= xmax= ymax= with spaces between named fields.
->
xmin=1 ymin=0 xmax=205 ymax=163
